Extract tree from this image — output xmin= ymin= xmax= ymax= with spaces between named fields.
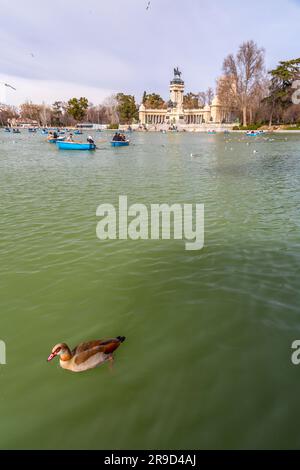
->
xmin=0 ymin=104 xmax=18 ymax=126
xmin=20 ymin=101 xmax=42 ymax=123
xmin=67 ymin=97 xmax=89 ymax=122
xmin=264 ymin=58 xmax=300 ymax=126
xmin=206 ymin=87 xmax=214 ymax=106
xmin=248 ymin=78 xmax=269 ymax=124
xmin=143 ymin=93 xmax=165 ymax=109
xmin=198 ymin=92 xmax=206 ymax=107
xmin=40 ymin=102 xmax=52 ymax=127
xmin=183 ymin=93 xmax=200 ymax=109
xmin=102 ymin=94 xmax=119 ymax=124
xmin=86 ymin=104 xmax=109 ymax=124
xmin=116 ymin=93 xmax=138 ymax=124
xmin=51 ymin=101 xmax=64 ymax=126
xmin=221 ymin=40 xmax=265 ymax=126
xmin=282 ymin=104 xmax=300 ymax=125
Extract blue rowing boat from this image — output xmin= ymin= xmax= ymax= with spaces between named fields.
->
xmin=246 ymin=131 xmax=260 ymax=137
xmin=56 ymin=141 xmax=96 ymax=150
xmin=110 ymin=140 xmax=130 ymax=147
xmin=74 ymin=130 xmax=83 ymax=135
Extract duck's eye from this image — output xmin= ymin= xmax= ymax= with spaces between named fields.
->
xmin=56 ymin=347 xmax=61 ymax=353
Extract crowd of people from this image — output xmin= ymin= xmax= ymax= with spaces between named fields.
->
xmin=112 ymin=132 xmax=127 ymax=142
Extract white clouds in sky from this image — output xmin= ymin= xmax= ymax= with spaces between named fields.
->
xmin=0 ymin=0 xmax=299 ymax=105
xmin=0 ymin=73 xmax=114 ymax=106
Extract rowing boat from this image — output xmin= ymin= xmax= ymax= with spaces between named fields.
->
xmin=246 ymin=131 xmax=260 ymax=136
xmin=56 ymin=141 xmax=96 ymax=150
xmin=110 ymin=140 xmax=130 ymax=147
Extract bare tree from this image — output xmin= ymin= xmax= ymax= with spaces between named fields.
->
xmin=0 ymin=104 xmax=18 ymax=126
xmin=102 ymin=95 xmax=119 ymax=124
xmin=283 ymin=104 xmax=300 ymax=124
xmin=217 ymin=76 xmax=238 ymax=119
xmin=206 ymin=87 xmax=214 ymax=106
xmin=248 ymin=78 xmax=269 ymax=124
xmin=20 ymin=101 xmax=42 ymax=124
xmin=198 ymin=92 xmax=206 ymax=107
xmin=221 ymin=40 xmax=265 ymax=126
xmin=40 ymin=102 xmax=52 ymax=127
xmin=86 ymin=104 xmax=109 ymax=124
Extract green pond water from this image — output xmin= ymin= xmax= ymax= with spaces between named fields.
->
xmin=0 ymin=130 xmax=300 ymax=450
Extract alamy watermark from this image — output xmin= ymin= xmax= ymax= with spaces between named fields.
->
xmin=96 ymin=196 xmax=204 ymax=251
xmin=0 ymin=340 xmax=6 ymax=365
xmin=291 ymin=340 xmax=300 ymax=365
xmin=292 ymin=80 xmax=300 ymax=105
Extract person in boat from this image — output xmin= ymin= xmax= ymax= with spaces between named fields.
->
xmin=66 ymin=133 xmax=74 ymax=142
xmin=112 ymin=132 xmax=119 ymax=141
xmin=87 ymin=135 xmax=94 ymax=144
xmin=120 ymin=134 xmax=126 ymax=142
xmin=53 ymin=131 xmax=58 ymax=139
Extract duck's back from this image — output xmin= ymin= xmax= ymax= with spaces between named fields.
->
xmin=63 ymin=337 xmax=126 ymax=372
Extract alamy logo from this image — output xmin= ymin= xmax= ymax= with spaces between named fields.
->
xmin=292 ymin=80 xmax=300 ymax=105
xmin=291 ymin=340 xmax=300 ymax=365
xmin=96 ymin=196 xmax=204 ymax=251
xmin=0 ymin=340 xmax=6 ymax=365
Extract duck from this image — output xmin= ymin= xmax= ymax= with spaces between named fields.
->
xmin=47 ymin=336 xmax=126 ymax=372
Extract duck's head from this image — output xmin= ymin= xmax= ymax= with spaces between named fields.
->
xmin=47 ymin=343 xmax=69 ymax=362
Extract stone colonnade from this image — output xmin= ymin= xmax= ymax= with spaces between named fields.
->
xmin=143 ymin=113 xmax=209 ymax=125
xmin=145 ymin=114 xmax=166 ymax=124
xmin=184 ymin=114 xmax=205 ymax=124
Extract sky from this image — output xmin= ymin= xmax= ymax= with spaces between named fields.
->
xmin=0 ymin=0 xmax=300 ymax=106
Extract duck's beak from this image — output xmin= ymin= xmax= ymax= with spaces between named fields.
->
xmin=47 ymin=352 xmax=57 ymax=362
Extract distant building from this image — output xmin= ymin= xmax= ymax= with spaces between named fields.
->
xmin=139 ymin=68 xmax=235 ymax=128
xmin=8 ymin=117 xmax=39 ymax=128
xmin=76 ymin=123 xmax=107 ymax=130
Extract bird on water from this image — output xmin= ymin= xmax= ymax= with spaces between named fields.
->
xmin=47 ymin=336 xmax=126 ymax=372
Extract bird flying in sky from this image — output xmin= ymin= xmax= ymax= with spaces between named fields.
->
xmin=146 ymin=1 xmax=150 ymax=10
xmin=4 ymin=83 xmax=16 ymax=91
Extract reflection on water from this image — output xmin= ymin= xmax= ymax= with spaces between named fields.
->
xmin=0 ymin=131 xmax=300 ymax=449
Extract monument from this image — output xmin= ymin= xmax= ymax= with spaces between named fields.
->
xmin=139 ymin=68 xmax=235 ymax=129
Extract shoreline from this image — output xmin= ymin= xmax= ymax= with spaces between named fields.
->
xmin=2 ymin=125 xmax=300 ymax=134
